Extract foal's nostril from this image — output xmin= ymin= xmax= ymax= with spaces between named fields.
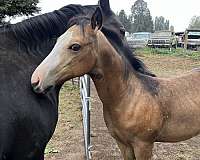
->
xmin=31 ymin=80 xmax=53 ymax=94
xmin=31 ymin=80 xmax=44 ymax=94
xmin=31 ymin=80 xmax=40 ymax=89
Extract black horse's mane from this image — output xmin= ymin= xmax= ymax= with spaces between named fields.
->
xmin=9 ymin=4 xmax=95 ymax=46
xmin=3 ymin=3 xmax=155 ymax=77
xmin=68 ymin=16 xmax=156 ymax=78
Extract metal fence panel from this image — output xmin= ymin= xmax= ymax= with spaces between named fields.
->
xmin=80 ymin=75 xmax=91 ymax=160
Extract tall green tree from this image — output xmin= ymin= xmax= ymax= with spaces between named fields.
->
xmin=117 ymin=9 xmax=132 ymax=33
xmin=0 ymin=0 xmax=40 ymax=23
xmin=130 ymin=0 xmax=153 ymax=32
xmin=188 ymin=16 xmax=200 ymax=29
xmin=154 ymin=16 xmax=170 ymax=31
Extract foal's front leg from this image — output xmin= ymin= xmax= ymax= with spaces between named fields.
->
xmin=116 ymin=140 xmax=136 ymax=160
xmin=131 ymin=139 xmax=153 ymax=160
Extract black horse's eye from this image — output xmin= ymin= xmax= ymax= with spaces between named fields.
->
xmin=69 ymin=43 xmax=81 ymax=52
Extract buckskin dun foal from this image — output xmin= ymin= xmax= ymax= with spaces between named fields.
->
xmin=31 ymin=7 xmax=200 ymax=160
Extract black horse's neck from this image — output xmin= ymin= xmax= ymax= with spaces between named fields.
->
xmin=1 ymin=4 xmax=97 ymax=61
xmin=0 ymin=4 xmax=98 ymax=93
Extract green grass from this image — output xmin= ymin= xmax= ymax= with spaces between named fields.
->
xmin=136 ymin=47 xmax=200 ymax=60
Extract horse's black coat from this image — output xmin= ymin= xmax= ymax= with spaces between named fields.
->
xmin=0 ymin=2 xmax=125 ymax=159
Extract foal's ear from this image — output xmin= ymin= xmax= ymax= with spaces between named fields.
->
xmin=91 ymin=7 xmax=103 ymax=30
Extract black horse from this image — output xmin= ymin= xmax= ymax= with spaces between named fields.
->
xmin=0 ymin=0 xmax=126 ymax=159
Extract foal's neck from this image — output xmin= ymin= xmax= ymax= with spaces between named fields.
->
xmin=90 ymin=32 xmax=141 ymax=106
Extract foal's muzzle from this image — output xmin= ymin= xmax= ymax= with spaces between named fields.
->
xmin=31 ymin=76 xmax=54 ymax=94
xmin=31 ymin=81 xmax=53 ymax=94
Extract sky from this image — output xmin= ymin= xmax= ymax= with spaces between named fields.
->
xmin=14 ymin=0 xmax=200 ymax=32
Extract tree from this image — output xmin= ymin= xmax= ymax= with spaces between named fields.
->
xmin=130 ymin=0 xmax=153 ymax=33
xmin=154 ymin=16 xmax=170 ymax=31
xmin=0 ymin=0 xmax=40 ymax=23
xmin=117 ymin=10 xmax=132 ymax=33
xmin=170 ymin=25 xmax=174 ymax=32
xmin=188 ymin=16 xmax=200 ymax=29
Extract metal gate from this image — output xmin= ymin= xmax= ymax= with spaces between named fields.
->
xmin=80 ymin=75 xmax=91 ymax=160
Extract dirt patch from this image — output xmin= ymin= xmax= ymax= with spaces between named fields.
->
xmin=90 ymin=84 xmax=123 ymax=160
xmin=45 ymin=82 xmax=85 ymax=160
xmin=138 ymin=53 xmax=200 ymax=77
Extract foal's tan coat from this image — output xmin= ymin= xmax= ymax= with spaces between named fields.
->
xmin=91 ymin=30 xmax=200 ymax=159
xmin=32 ymin=24 xmax=200 ymax=160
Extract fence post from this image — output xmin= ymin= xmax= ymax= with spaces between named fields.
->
xmin=184 ymin=30 xmax=188 ymax=50
xmin=80 ymin=75 xmax=91 ymax=160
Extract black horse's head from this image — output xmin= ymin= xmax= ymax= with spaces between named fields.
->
xmin=98 ymin=0 xmax=126 ymax=39
xmin=98 ymin=0 xmax=156 ymax=78
xmin=10 ymin=0 xmax=125 ymax=55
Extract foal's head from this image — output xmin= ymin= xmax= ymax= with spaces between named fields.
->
xmin=31 ymin=7 xmax=103 ymax=93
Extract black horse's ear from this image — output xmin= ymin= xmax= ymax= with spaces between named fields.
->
xmin=91 ymin=7 xmax=103 ymax=30
xmin=99 ymin=0 xmax=111 ymax=15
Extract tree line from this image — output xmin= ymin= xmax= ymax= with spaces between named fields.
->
xmin=189 ymin=16 xmax=200 ymax=30
xmin=117 ymin=0 xmax=200 ymax=33
xmin=0 ymin=0 xmax=40 ymax=24
xmin=0 ymin=0 xmax=199 ymax=32
xmin=117 ymin=0 xmax=171 ymax=33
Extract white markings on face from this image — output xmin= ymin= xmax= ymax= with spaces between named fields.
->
xmin=33 ymin=29 xmax=74 ymax=88
xmin=44 ymin=30 xmax=73 ymax=69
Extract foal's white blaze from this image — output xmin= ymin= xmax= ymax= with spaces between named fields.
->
xmin=31 ymin=29 xmax=74 ymax=90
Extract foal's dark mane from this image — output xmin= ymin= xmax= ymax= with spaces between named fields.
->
xmin=68 ymin=16 xmax=156 ymax=78
xmin=102 ymin=27 xmax=156 ymax=78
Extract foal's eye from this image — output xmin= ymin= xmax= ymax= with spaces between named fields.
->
xmin=69 ymin=43 xmax=81 ymax=52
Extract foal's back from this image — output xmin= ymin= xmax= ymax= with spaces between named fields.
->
xmin=155 ymin=69 xmax=200 ymax=142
